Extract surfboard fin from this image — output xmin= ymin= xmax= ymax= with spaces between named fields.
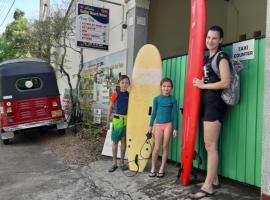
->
xmin=148 ymin=107 xmax=152 ymax=115
xmin=190 ymin=168 xmax=200 ymax=184
xmin=180 ymin=108 xmax=184 ymax=114
xmin=176 ymin=163 xmax=183 ymax=182
xmin=193 ymin=150 xmax=202 ymax=165
xmin=135 ymin=154 xmax=139 ymax=165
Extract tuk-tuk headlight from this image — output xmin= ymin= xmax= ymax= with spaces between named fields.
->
xmin=6 ymin=102 xmax=11 ymax=107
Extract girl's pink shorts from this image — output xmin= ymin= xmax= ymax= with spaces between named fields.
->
xmin=155 ymin=122 xmax=172 ymax=131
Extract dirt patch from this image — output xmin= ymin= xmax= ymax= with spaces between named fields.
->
xmin=42 ymin=129 xmax=105 ymax=166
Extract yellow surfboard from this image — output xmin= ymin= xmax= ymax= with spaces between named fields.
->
xmin=127 ymin=44 xmax=162 ymax=172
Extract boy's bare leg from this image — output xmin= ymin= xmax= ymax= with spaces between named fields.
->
xmin=112 ymin=141 xmax=118 ymax=166
xmin=120 ymin=136 xmax=126 ymax=165
xmin=108 ymin=141 xmax=119 ymax=172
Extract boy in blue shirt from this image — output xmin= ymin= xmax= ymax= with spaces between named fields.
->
xmin=106 ymin=75 xmax=130 ymax=172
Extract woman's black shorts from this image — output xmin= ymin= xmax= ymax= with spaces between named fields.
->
xmin=201 ymin=95 xmax=227 ymax=122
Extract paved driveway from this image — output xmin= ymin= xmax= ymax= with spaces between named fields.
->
xmin=0 ymin=131 xmax=152 ymax=200
xmin=0 ymin=130 xmax=260 ymax=200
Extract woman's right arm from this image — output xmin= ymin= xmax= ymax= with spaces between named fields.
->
xmin=193 ymin=58 xmax=230 ymax=90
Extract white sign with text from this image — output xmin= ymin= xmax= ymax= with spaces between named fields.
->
xmin=76 ymin=3 xmax=109 ymax=50
xmin=232 ymin=39 xmax=255 ymax=61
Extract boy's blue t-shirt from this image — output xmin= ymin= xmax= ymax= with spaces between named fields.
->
xmin=149 ymin=95 xmax=178 ymax=130
xmin=112 ymin=91 xmax=129 ymax=115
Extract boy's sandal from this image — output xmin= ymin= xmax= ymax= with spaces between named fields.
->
xmin=189 ymin=188 xmax=215 ymax=199
xmin=120 ymin=164 xmax=128 ymax=171
xmin=108 ymin=165 xmax=118 ymax=173
xmin=148 ymin=171 xmax=156 ymax=177
xmin=157 ymin=172 xmax=165 ymax=178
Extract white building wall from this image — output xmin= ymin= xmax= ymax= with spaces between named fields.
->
xmin=56 ymin=0 xmax=128 ymax=99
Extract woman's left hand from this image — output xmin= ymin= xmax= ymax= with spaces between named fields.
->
xmin=193 ymin=78 xmax=205 ymax=89
xmin=173 ymin=130 xmax=178 ymax=138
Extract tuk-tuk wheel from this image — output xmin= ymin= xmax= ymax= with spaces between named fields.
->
xmin=3 ymin=139 xmax=10 ymax=145
xmin=58 ymin=129 xmax=66 ymax=135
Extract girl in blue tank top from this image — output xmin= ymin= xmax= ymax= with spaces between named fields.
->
xmin=148 ymin=77 xmax=178 ymax=178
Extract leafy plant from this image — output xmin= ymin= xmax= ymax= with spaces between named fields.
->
xmin=82 ymin=120 xmax=102 ymax=140
xmin=0 ymin=9 xmax=34 ymax=62
xmin=68 ymin=101 xmax=103 ymax=140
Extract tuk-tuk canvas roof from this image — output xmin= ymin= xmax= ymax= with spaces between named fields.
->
xmin=0 ymin=59 xmax=54 ymax=76
xmin=0 ymin=59 xmax=60 ymax=101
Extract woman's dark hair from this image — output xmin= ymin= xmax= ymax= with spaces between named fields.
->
xmin=160 ymin=77 xmax=173 ymax=88
xmin=118 ymin=75 xmax=130 ymax=83
xmin=208 ymin=25 xmax=224 ymax=38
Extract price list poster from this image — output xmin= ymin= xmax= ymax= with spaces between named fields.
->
xmin=76 ymin=3 xmax=109 ymax=50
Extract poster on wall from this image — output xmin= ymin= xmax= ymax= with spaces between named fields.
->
xmin=61 ymin=88 xmax=74 ymax=122
xmin=93 ymin=108 xmax=102 ymax=124
xmin=76 ymin=3 xmax=109 ymax=50
xmin=79 ymin=49 xmax=127 ymax=124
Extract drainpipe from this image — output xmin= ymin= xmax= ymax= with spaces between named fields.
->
xmin=125 ymin=0 xmax=150 ymax=77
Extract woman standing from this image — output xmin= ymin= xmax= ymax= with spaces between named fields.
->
xmin=190 ymin=26 xmax=231 ymax=199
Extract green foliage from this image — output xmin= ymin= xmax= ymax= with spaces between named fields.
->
xmin=69 ymin=120 xmax=102 ymax=140
xmin=0 ymin=9 xmax=35 ymax=62
xmin=82 ymin=121 xmax=102 ymax=140
xmin=31 ymin=18 xmax=52 ymax=62
xmin=68 ymin=102 xmax=102 ymax=140
xmin=0 ymin=37 xmax=10 ymax=62
xmin=81 ymin=103 xmax=102 ymax=140
xmin=13 ymin=9 xmax=25 ymax=20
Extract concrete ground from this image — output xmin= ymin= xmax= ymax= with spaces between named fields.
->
xmin=0 ymin=132 xmax=260 ymax=200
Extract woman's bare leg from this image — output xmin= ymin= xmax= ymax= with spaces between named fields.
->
xmin=202 ymin=120 xmax=221 ymax=190
xmin=190 ymin=120 xmax=221 ymax=198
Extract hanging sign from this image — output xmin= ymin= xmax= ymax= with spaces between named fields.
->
xmin=76 ymin=3 xmax=109 ymax=50
xmin=232 ymin=39 xmax=255 ymax=61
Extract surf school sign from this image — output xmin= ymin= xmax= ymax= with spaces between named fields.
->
xmin=232 ymin=39 xmax=255 ymax=61
xmin=76 ymin=3 xmax=109 ymax=50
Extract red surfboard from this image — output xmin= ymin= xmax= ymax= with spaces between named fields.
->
xmin=180 ymin=0 xmax=206 ymax=185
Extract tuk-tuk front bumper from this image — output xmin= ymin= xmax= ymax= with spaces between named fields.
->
xmin=1 ymin=118 xmax=68 ymax=139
